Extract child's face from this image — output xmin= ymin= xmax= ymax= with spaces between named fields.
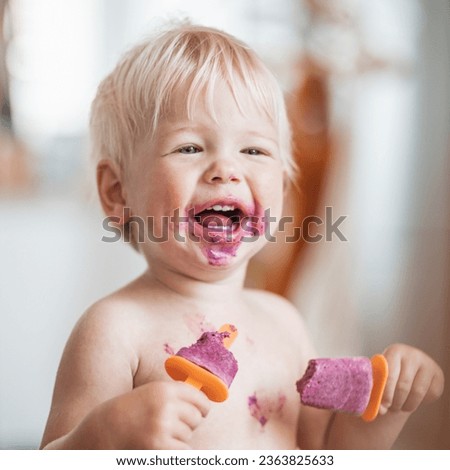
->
xmin=126 ymin=81 xmax=284 ymax=278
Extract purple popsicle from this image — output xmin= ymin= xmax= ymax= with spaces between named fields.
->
xmin=296 ymin=357 xmax=373 ymax=415
xmin=176 ymin=330 xmax=238 ymax=388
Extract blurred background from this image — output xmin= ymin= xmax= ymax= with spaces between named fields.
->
xmin=0 ymin=0 xmax=448 ymax=449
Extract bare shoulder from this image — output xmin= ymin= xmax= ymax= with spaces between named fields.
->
xmin=75 ymin=272 xmax=161 ymax=342
xmin=73 ymin=296 xmax=137 ymax=357
xmin=78 ymin=283 xmax=146 ymax=334
xmin=40 ymin=276 xmax=158 ymax=447
xmin=54 ymin=282 xmax=151 ymax=397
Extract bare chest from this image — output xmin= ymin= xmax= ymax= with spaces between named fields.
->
xmin=133 ymin=310 xmax=301 ymax=449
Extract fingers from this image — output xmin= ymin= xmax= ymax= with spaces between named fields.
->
xmin=425 ymin=367 xmax=445 ymax=403
xmin=177 ymin=382 xmax=211 ymax=418
xmin=178 ymin=400 xmax=204 ymax=430
xmin=136 ymin=381 xmax=211 ymax=449
xmin=379 ymin=349 xmax=401 ymax=414
xmin=164 ymin=438 xmax=192 ymax=450
xmin=379 ymin=344 xmax=445 ymax=416
xmin=402 ymin=366 xmax=429 ymax=412
xmin=172 ymin=419 xmax=195 ymax=443
xmin=389 ymin=357 xmax=420 ymax=411
xmin=165 ymin=382 xmax=211 ymax=445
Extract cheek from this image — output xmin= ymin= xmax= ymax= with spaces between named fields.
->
xmin=259 ymin=167 xmax=284 ymax=211
xmin=130 ymin=166 xmax=190 ymax=217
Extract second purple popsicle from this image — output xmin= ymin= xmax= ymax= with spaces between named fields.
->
xmin=296 ymin=357 xmax=373 ymax=415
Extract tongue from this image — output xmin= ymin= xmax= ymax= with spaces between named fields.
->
xmin=196 ymin=211 xmax=233 ymax=229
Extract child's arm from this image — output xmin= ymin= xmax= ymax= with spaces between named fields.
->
xmin=40 ymin=303 xmax=210 ymax=449
xmin=298 ymin=344 xmax=444 ymax=449
xmin=42 ymin=381 xmax=209 ymax=449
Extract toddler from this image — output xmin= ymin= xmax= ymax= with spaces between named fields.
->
xmin=40 ymin=23 xmax=444 ymax=450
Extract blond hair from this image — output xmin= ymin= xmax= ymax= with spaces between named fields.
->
xmin=90 ymin=22 xmax=295 ymax=180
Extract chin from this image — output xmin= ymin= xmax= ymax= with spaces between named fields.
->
xmin=201 ymin=244 xmax=239 ymax=267
xmin=196 ymin=237 xmax=265 ymax=271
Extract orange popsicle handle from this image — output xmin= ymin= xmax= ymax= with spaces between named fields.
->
xmin=218 ymin=324 xmax=238 ymax=348
xmin=164 ymin=324 xmax=238 ymax=403
xmin=185 ymin=375 xmax=203 ymax=390
xmin=165 ymin=355 xmax=229 ymax=402
xmin=361 ymin=354 xmax=389 ymax=422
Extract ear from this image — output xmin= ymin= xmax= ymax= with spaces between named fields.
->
xmin=97 ymin=159 xmax=129 ymax=225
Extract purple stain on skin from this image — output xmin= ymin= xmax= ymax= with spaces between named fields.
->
xmin=164 ymin=343 xmax=175 ymax=355
xmin=277 ymin=393 xmax=287 ymax=412
xmin=248 ymin=393 xmax=268 ymax=427
xmin=203 ymin=244 xmax=239 ymax=266
xmin=248 ymin=391 xmax=286 ymax=428
xmin=184 ymin=313 xmax=215 ymax=337
xmin=248 ymin=394 xmax=258 ymax=407
xmin=245 ymin=335 xmax=255 ymax=346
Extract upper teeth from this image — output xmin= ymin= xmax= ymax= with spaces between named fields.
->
xmin=206 ymin=204 xmax=235 ymax=211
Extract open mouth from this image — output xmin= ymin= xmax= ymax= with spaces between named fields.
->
xmin=194 ymin=204 xmax=244 ymax=232
xmin=187 ymin=198 xmax=260 ymax=244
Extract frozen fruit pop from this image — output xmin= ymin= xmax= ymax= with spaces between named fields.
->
xmin=296 ymin=354 xmax=388 ymax=422
xmin=165 ymin=324 xmax=238 ymax=402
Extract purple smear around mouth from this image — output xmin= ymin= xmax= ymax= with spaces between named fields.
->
xmin=204 ymin=244 xmax=240 ymax=266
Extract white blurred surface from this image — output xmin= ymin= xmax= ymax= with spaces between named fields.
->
xmin=0 ymin=196 xmax=146 ymax=448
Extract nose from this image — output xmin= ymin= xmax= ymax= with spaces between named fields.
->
xmin=203 ymin=156 xmax=241 ymax=185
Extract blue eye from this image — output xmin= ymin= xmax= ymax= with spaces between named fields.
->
xmin=242 ymin=148 xmax=266 ymax=156
xmin=178 ymin=145 xmax=201 ymax=154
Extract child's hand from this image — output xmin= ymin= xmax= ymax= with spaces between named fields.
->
xmin=378 ymin=344 xmax=444 ymax=415
xmin=99 ymin=381 xmax=211 ymax=449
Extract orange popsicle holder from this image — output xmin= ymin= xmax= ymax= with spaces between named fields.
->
xmin=361 ymin=354 xmax=389 ymax=422
xmin=164 ymin=324 xmax=238 ymax=403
